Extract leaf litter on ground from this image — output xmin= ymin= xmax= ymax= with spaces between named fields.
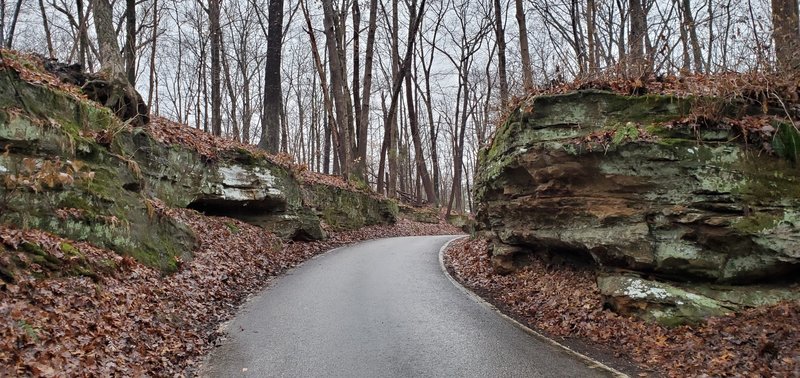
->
xmin=0 ymin=210 xmax=460 ymax=376
xmin=443 ymin=238 xmax=800 ymax=377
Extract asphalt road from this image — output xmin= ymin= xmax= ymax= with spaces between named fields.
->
xmin=203 ymin=235 xmax=617 ymax=378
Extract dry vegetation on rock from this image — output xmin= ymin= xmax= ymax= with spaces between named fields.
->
xmin=444 ymin=238 xmax=800 ymax=377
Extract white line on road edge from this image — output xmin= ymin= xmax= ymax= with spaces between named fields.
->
xmin=437 ymin=236 xmax=629 ymax=378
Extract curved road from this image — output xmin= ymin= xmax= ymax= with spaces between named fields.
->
xmin=203 ymin=236 xmax=618 ymax=377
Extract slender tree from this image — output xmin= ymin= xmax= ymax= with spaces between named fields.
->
xmin=587 ymin=0 xmax=598 ymax=73
xmin=125 ymin=0 xmax=136 ymax=84
xmin=77 ymin=0 xmax=91 ymax=70
xmin=260 ymin=0 xmax=285 ymax=152
xmin=208 ymin=0 xmax=222 ymax=136
xmin=404 ymin=54 xmax=435 ymax=203
xmin=358 ymin=0 xmax=379 ymax=177
xmin=629 ymin=0 xmax=648 ymax=75
xmin=493 ymin=0 xmax=509 ymax=106
xmin=147 ymin=0 xmax=159 ymax=110
xmin=89 ymin=0 xmax=148 ymax=124
xmin=772 ymin=0 xmax=800 ymax=72
xmin=4 ymin=0 xmax=23 ymax=48
xmin=38 ymin=0 xmax=56 ymax=58
xmin=515 ymin=0 xmax=533 ymax=90
xmin=322 ymin=0 xmax=356 ymax=178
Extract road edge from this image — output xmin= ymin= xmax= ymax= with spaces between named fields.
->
xmin=437 ymin=236 xmax=629 ymax=378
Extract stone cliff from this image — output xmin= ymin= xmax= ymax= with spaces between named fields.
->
xmin=0 ymin=54 xmax=398 ymax=273
xmin=475 ymin=90 xmax=800 ymax=325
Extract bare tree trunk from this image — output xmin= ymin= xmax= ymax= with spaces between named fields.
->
xmin=241 ymin=70 xmax=252 ymax=143
xmin=680 ymin=0 xmax=704 ymax=73
xmin=377 ymin=93 xmax=389 ymax=194
xmin=430 ymin=114 xmax=441 ymax=205
xmin=616 ymin=0 xmax=627 ymax=69
xmin=324 ymin=117 xmax=331 ymax=174
xmin=322 ymin=3 xmax=348 ymax=177
xmin=147 ymin=0 xmax=158 ymax=110
xmin=125 ymin=0 xmax=136 ymax=84
xmin=404 ymin=66 xmax=435 ymax=203
xmin=447 ymin=80 xmax=469 ymax=216
xmin=493 ymin=0 xmax=508 ymax=106
xmin=677 ymin=0 xmax=691 ymax=72
xmin=260 ymin=0 xmax=284 ymax=152
xmin=570 ymin=0 xmax=586 ymax=75
xmin=387 ymin=0 xmax=400 ymax=197
xmin=78 ymin=0 xmax=91 ymax=70
xmin=280 ymin=96 xmax=288 ymax=152
xmin=515 ymin=0 xmax=534 ymax=90
xmin=300 ymin=0 xmax=340 ymax=174
xmin=358 ymin=0 xmax=378 ymax=182
xmin=321 ymin=0 xmax=356 ymax=179
xmin=221 ymin=38 xmax=240 ymax=141
xmin=38 ymin=0 xmax=56 ymax=58
xmin=89 ymin=0 xmax=148 ymax=125
xmin=199 ymin=43 xmax=208 ymax=131
xmin=705 ymin=0 xmax=714 ymax=71
xmin=381 ymin=0 xmax=426 ymax=196
xmin=208 ymin=0 xmax=222 ymax=136
xmin=4 ymin=0 xmax=23 ymax=48
xmin=772 ymin=0 xmax=800 ymax=72
xmin=352 ymin=0 xmax=362 ymax=162
xmin=629 ymin=0 xmax=648 ymax=76
xmin=0 ymin=0 xmax=5 ymax=44
xmin=419 ymin=11 xmax=443 ymax=205
xmin=587 ymin=0 xmax=597 ymax=73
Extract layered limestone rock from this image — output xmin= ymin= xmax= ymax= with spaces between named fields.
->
xmin=475 ymin=90 xmax=800 ymax=325
xmin=112 ymin=129 xmax=326 ymax=241
xmin=598 ymin=275 xmax=800 ymax=326
xmin=0 ymin=69 xmax=195 ymax=271
xmin=303 ymin=183 xmax=398 ymax=231
xmin=398 ymin=204 xmax=441 ymax=224
xmin=0 ymin=65 xmax=397 ymax=271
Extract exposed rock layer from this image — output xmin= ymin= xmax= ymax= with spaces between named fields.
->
xmin=0 ymin=67 xmax=398 ymax=271
xmin=475 ymin=90 xmax=800 ymax=324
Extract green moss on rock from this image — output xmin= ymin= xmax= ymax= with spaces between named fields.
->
xmin=477 ymin=89 xmax=800 ymax=325
xmin=304 ymin=184 xmax=397 ymax=231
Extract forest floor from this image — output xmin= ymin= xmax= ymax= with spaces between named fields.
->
xmin=443 ymin=238 xmax=800 ymax=377
xmin=0 ymin=209 xmax=460 ymax=376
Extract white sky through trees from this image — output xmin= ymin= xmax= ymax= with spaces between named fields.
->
xmin=0 ymin=0 xmax=777 ymax=208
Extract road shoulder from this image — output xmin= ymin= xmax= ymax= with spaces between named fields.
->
xmin=438 ymin=237 xmax=636 ymax=378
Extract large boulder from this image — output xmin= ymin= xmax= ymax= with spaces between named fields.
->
xmin=598 ymin=274 xmax=800 ymax=326
xmin=597 ymin=275 xmax=734 ymax=326
xmin=398 ymin=204 xmax=440 ymax=224
xmin=476 ymin=90 xmax=800 ymax=285
xmin=302 ymin=183 xmax=398 ymax=231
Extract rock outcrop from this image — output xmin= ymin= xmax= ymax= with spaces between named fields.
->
xmin=398 ymin=204 xmax=441 ymax=224
xmin=475 ymin=90 xmax=800 ymax=325
xmin=0 ymin=57 xmax=398 ymax=272
xmin=598 ymin=274 xmax=800 ymax=326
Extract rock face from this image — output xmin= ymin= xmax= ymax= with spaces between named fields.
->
xmin=113 ymin=129 xmax=328 ymax=241
xmin=398 ymin=204 xmax=440 ymax=224
xmin=0 ymin=64 xmax=398 ymax=271
xmin=475 ymin=90 xmax=800 ymax=324
xmin=598 ymin=275 xmax=800 ymax=326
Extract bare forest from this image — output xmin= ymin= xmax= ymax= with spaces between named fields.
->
xmin=1 ymin=0 xmax=795 ymax=212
